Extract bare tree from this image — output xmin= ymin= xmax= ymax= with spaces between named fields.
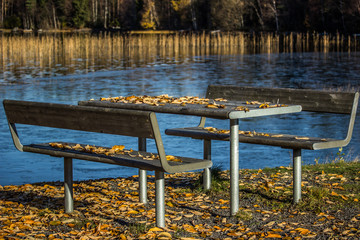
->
xmin=268 ymin=0 xmax=279 ymax=31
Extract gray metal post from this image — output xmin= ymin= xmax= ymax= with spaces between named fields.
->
xmin=64 ymin=157 xmax=73 ymax=213
xmin=155 ymin=171 xmax=165 ymax=227
xmin=230 ymin=119 xmax=239 ymax=215
xmin=138 ymin=138 xmax=147 ymax=204
xmin=293 ymin=149 xmax=302 ymax=203
xmin=203 ymin=139 xmax=211 ymax=190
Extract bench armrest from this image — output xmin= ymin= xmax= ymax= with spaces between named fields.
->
xmin=7 ymin=123 xmax=24 ymax=152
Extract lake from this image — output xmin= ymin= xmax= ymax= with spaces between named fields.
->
xmin=1 ymin=36 xmax=359 ymax=186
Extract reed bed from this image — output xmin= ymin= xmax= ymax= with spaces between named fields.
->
xmin=1 ymin=32 xmax=359 ymax=76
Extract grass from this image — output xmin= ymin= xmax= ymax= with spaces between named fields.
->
xmin=195 ymin=159 xmax=360 ymax=214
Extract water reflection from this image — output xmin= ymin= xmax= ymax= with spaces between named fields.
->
xmin=0 ymin=39 xmax=359 ymax=185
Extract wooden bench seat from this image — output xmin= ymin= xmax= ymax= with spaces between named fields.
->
xmin=23 ymin=142 xmax=208 ymax=172
xmin=165 ymin=85 xmax=359 ymax=203
xmin=165 ymin=127 xmax=341 ymax=150
xmin=3 ymin=99 xmax=212 ymax=227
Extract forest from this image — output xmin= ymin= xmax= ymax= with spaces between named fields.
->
xmin=1 ymin=0 xmax=360 ymax=33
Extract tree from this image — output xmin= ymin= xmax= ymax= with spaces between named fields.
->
xmin=139 ymin=0 xmax=158 ymax=29
xmin=72 ymin=0 xmax=90 ymax=28
xmin=209 ymin=0 xmax=246 ymax=30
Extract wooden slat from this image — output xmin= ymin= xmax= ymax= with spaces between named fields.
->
xmin=207 ymin=85 xmax=357 ymax=114
xmin=22 ymin=143 xmax=211 ymax=171
xmin=165 ymin=127 xmax=343 ymax=150
xmin=3 ymin=100 xmax=154 ymax=139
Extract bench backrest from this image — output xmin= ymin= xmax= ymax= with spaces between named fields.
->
xmin=206 ymin=85 xmax=358 ymax=114
xmin=3 ymin=99 xmax=210 ymax=174
xmin=3 ymin=100 xmax=155 ymax=139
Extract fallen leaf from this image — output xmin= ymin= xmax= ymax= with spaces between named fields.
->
xmin=265 ymin=233 xmax=282 ymax=238
xmin=157 ymin=232 xmax=172 ymax=238
xmin=149 ymin=227 xmax=164 ymax=232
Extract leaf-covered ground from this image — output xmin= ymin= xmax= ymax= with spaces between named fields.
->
xmin=1 ymin=162 xmax=359 ymax=239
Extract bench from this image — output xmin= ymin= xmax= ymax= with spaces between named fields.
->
xmin=3 ymin=99 xmax=212 ymax=227
xmin=165 ymin=85 xmax=359 ymax=203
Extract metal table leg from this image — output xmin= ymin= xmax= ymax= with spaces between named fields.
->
xmin=293 ymin=149 xmax=302 ymax=203
xmin=203 ymin=139 xmax=211 ymax=190
xmin=64 ymin=157 xmax=73 ymax=213
xmin=230 ymin=119 xmax=239 ymax=215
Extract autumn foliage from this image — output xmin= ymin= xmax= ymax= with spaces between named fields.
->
xmin=1 ymin=162 xmax=359 ymax=239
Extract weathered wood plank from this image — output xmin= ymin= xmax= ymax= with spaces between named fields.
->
xmin=206 ymin=85 xmax=356 ymax=114
xmin=23 ymin=143 xmax=211 ymax=171
xmin=165 ymin=127 xmax=338 ymax=150
xmin=3 ymin=100 xmax=154 ymax=138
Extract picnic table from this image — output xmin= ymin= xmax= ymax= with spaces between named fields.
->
xmin=79 ymin=95 xmax=302 ymax=215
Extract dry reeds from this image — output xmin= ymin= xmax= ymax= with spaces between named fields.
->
xmin=1 ymin=32 xmax=359 ymax=76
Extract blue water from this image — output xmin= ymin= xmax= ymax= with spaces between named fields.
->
xmin=1 ymin=51 xmax=359 ymax=186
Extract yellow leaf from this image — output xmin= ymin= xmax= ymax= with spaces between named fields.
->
xmin=180 ymin=238 xmax=202 ymax=240
xmin=259 ymin=103 xmax=269 ymax=108
xmin=213 ymin=226 xmax=222 ymax=230
xmin=149 ymin=227 xmax=164 ymax=232
xmin=127 ymin=210 xmax=139 ymax=215
xmin=206 ymin=104 xmax=219 ymax=108
xmin=218 ymin=199 xmax=229 ymax=204
xmin=331 ymin=191 xmax=339 ymax=196
xmin=341 ymin=195 xmax=348 ymax=200
xmin=166 ymin=155 xmax=182 ymax=162
xmin=35 ymin=234 xmax=46 ymax=238
xmin=227 ymin=231 xmax=242 ymax=237
xmin=49 ymin=220 xmax=61 ymax=226
xmin=199 ymin=205 xmax=209 ymax=209
xmin=173 ymin=216 xmax=182 ymax=221
xmin=24 ymin=220 xmax=35 ymax=224
xmin=235 ymin=106 xmax=249 ymax=112
xmin=295 ymin=228 xmax=311 ymax=235
xmin=183 ymin=224 xmax=197 ymax=233
xmin=166 ymin=201 xmax=174 ymax=207
xmin=112 ymin=145 xmax=125 ymax=152
xmin=204 ymin=127 xmax=217 ymax=132
xmin=184 ymin=193 xmax=194 ymax=197
xmin=265 ymin=233 xmax=282 ymax=238
xmin=157 ymin=232 xmax=172 ymax=238
xmin=295 ymin=136 xmax=309 ymax=140
xmin=119 ymin=234 xmax=127 ymax=240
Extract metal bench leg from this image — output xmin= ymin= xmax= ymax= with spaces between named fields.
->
xmin=230 ymin=119 xmax=239 ymax=216
xmin=64 ymin=157 xmax=74 ymax=213
xmin=155 ymin=171 xmax=165 ymax=228
xmin=293 ymin=149 xmax=302 ymax=203
xmin=203 ymin=139 xmax=211 ymax=190
xmin=138 ymin=138 xmax=147 ymax=204
xmin=139 ymin=169 xmax=147 ymax=203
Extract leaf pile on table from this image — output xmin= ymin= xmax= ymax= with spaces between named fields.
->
xmin=96 ymin=95 xmax=288 ymax=111
xmin=1 ymin=161 xmax=359 ymax=239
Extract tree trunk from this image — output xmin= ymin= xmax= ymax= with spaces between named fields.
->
xmin=250 ymin=0 xmax=264 ymax=29
xmin=269 ymin=0 xmax=279 ymax=31
xmin=104 ymin=0 xmax=108 ymax=28
xmin=53 ymin=6 xmax=57 ymax=29
xmin=190 ymin=0 xmax=198 ymax=30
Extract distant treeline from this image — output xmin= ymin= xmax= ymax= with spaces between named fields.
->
xmin=1 ymin=0 xmax=360 ymax=33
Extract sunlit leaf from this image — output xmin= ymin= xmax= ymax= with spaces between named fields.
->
xmin=149 ymin=227 xmax=164 ymax=232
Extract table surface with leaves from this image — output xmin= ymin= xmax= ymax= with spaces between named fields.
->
xmin=79 ymin=95 xmax=301 ymax=119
